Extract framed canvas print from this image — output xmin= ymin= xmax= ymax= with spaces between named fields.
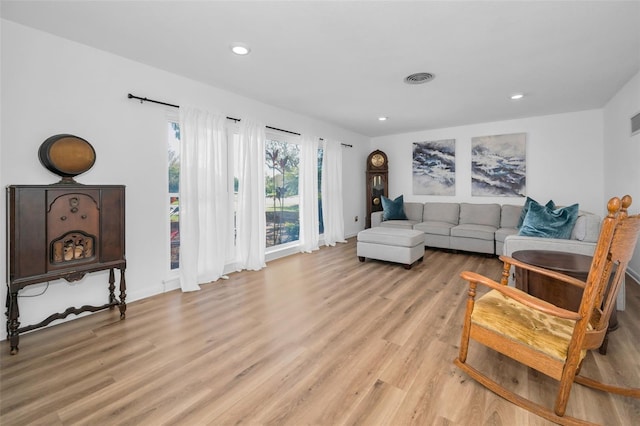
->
xmin=471 ymin=133 xmax=526 ymax=197
xmin=413 ymin=139 xmax=455 ymax=195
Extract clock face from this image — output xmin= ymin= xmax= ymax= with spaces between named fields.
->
xmin=371 ymin=153 xmax=385 ymax=167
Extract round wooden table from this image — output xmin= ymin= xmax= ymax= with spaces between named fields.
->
xmin=512 ymin=250 xmax=617 ymax=354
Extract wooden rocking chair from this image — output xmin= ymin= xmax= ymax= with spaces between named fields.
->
xmin=454 ymin=195 xmax=640 ymax=425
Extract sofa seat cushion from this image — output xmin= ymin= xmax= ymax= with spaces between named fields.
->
xmin=380 ymin=220 xmax=419 ymax=230
xmin=414 ymin=221 xmax=455 ymax=236
xmin=357 ymin=227 xmax=424 ymax=247
xmin=495 ymin=227 xmax=518 ymax=243
xmin=451 ymin=224 xmax=497 ymax=241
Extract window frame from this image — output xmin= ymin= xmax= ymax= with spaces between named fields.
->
xmin=264 ymin=130 xmax=301 ymax=252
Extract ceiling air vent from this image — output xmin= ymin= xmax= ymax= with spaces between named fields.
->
xmin=404 ymin=72 xmax=435 ymax=84
xmin=631 ymin=111 xmax=640 ymax=136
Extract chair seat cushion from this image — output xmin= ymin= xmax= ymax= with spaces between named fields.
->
xmin=471 ymin=289 xmax=589 ymax=362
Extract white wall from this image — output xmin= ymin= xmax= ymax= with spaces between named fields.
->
xmin=603 ymin=70 xmax=640 ymax=281
xmin=371 ymin=110 xmax=605 ymax=214
xmin=0 ymin=21 xmax=369 ymax=342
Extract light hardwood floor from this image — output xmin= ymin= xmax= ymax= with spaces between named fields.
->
xmin=1 ymin=238 xmax=638 ymax=425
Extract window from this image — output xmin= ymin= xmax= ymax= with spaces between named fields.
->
xmin=168 ymin=122 xmax=181 ymax=269
xmin=168 ymin=121 xmax=239 ymax=270
xmin=169 ymin=121 xmax=325 ymax=268
xmin=265 ymin=138 xmax=300 ymax=248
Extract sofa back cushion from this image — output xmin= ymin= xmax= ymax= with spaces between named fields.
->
xmin=501 ymin=204 xmax=523 ymax=229
xmin=403 ymin=202 xmax=424 ymax=222
xmin=423 ymin=202 xmax=460 ymax=225
xmin=459 ymin=203 xmax=501 ymax=228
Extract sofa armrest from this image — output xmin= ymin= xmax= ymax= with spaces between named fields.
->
xmin=501 ymin=234 xmax=596 ymax=288
xmin=371 ymin=211 xmax=384 ymax=228
xmin=502 ymin=235 xmax=597 ymax=257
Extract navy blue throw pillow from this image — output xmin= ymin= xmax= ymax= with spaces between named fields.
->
xmin=517 ymin=197 xmax=556 ymax=229
xmin=518 ymin=201 xmax=579 ymax=239
xmin=381 ymin=195 xmax=408 ymax=221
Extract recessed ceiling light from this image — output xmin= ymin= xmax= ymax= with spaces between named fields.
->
xmin=230 ymin=43 xmax=250 ymax=55
xmin=378 ymin=117 xmax=388 ymax=121
xmin=510 ymin=93 xmax=524 ymax=100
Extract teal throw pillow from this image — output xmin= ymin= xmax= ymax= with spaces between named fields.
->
xmin=517 ymin=197 xmax=556 ymax=229
xmin=381 ymin=195 xmax=408 ymax=221
xmin=518 ymin=201 xmax=579 ymax=239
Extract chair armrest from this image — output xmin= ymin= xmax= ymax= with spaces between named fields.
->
xmin=460 ymin=270 xmax=582 ymax=320
xmin=499 ymin=255 xmax=586 ymax=290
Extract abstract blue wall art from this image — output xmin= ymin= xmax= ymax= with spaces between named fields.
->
xmin=471 ymin=133 xmax=526 ymax=197
xmin=413 ymin=139 xmax=456 ymax=195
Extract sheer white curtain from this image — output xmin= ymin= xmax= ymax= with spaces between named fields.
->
xmin=235 ymin=119 xmax=267 ymax=271
xmin=179 ymin=106 xmax=229 ymax=292
xmin=299 ymin=134 xmax=320 ymax=253
xmin=321 ymin=139 xmax=347 ymax=246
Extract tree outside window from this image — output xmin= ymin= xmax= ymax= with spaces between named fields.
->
xmin=265 ymin=139 xmax=300 ymax=247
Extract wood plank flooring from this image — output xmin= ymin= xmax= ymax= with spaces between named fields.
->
xmin=1 ymin=238 xmax=638 ymax=425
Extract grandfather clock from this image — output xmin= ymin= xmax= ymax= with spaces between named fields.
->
xmin=365 ymin=150 xmax=388 ymax=228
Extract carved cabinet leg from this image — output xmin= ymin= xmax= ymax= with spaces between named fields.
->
xmin=7 ymin=291 xmax=20 ymax=355
xmin=108 ymin=268 xmax=117 ymax=308
xmin=119 ymin=268 xmax=127 ymax=319
xmin=5 ymin=290 xmax=10 ymax=334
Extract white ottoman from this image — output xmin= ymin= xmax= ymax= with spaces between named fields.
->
xmin=357 ymin=227 xmax=425 ymax=269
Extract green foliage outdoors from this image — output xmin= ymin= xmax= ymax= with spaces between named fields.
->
xmin=168 ymin=122 xmax=181 ymax=193
xmin=168 ymin=129 xmax=323 ymax=250
xmin=265 ymin=140 xmax=300 ymax=246
xmin=168 ymin=150 xmax=180 ymax=193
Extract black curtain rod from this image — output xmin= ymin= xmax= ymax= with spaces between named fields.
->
xmin=128 ymin=93 xmax=179 ymax=108
xmin=127 ymin=93 xmax=353 ymax=147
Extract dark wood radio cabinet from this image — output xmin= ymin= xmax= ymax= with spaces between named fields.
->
xmin=6 ymin=184 xmax=126 ymax=354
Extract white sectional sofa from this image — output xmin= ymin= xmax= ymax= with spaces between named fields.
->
xmin=370 ymin=201 xmax=601 ymax=256
xmin=370 ymin=200 xmax=626 ymax=309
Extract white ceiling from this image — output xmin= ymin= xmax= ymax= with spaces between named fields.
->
xmin=2 ymin=1 xmax=639 ymax=137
